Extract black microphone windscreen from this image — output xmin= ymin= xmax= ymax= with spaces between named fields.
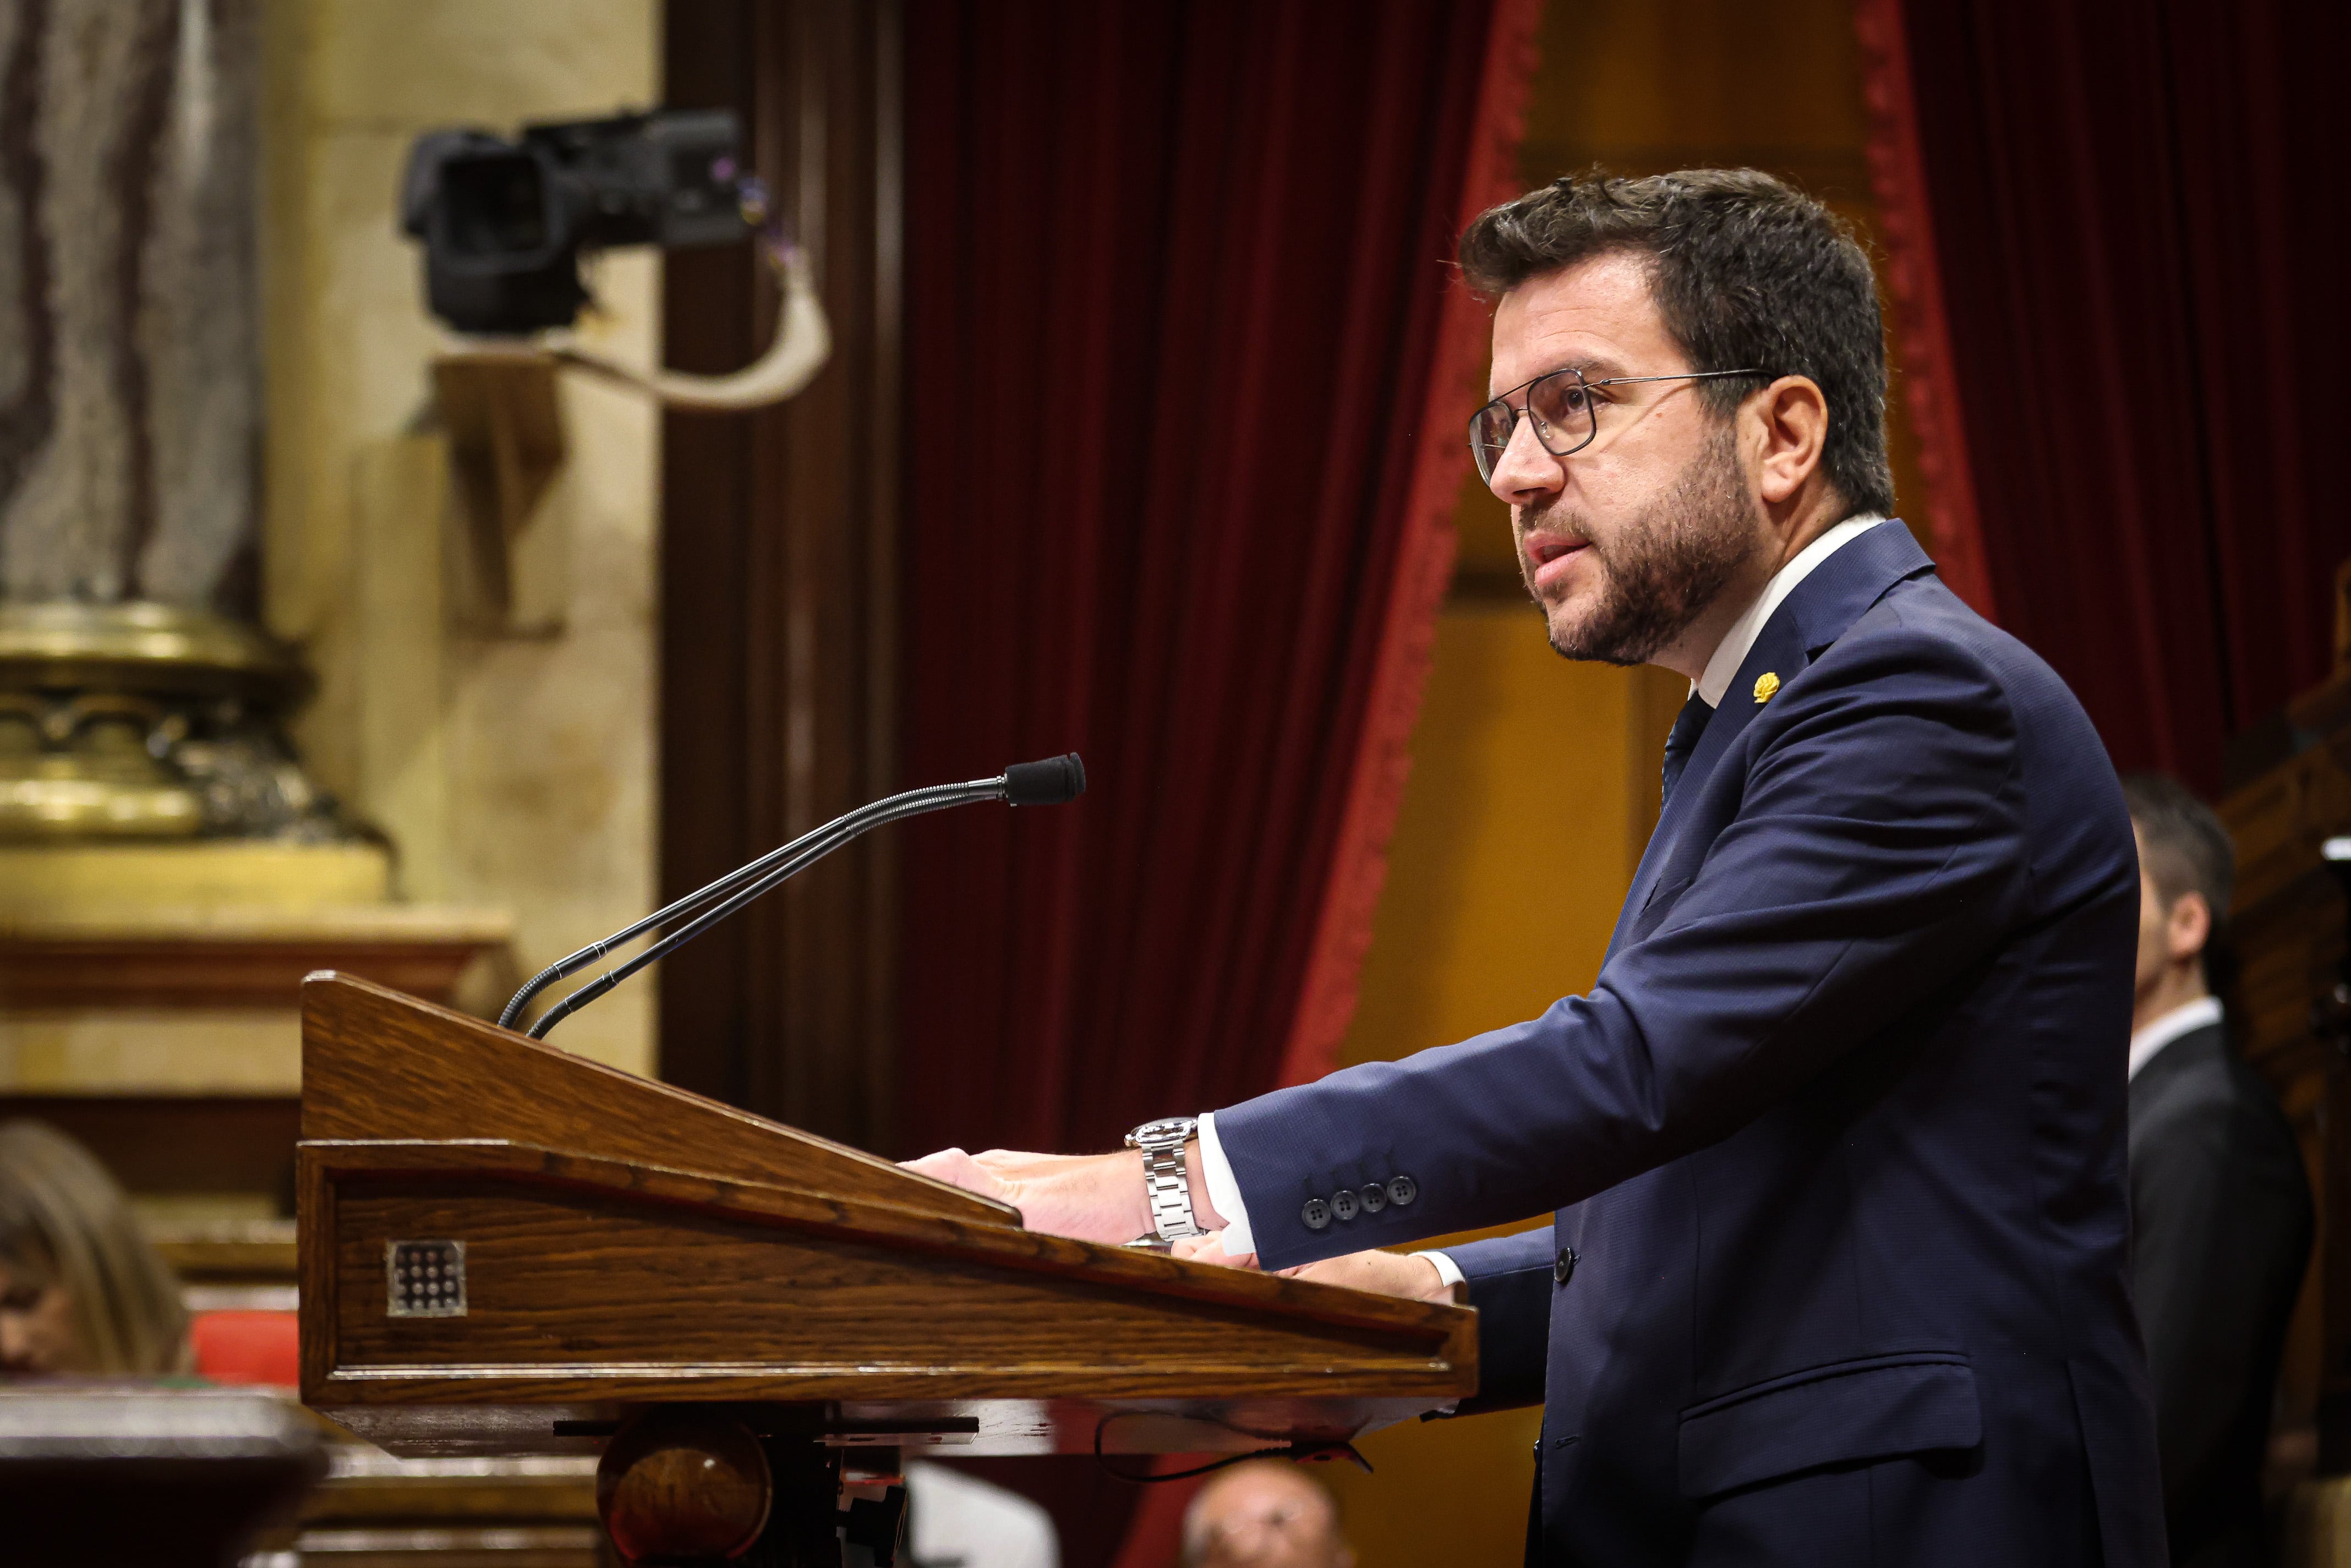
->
xmin=1004 ymin=752 xmax=1086 ymax=806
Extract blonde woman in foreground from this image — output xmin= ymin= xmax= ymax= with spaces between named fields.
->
xmin=0 ymin=1119 xmax=189 ymax=1376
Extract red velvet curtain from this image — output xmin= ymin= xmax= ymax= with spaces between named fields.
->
xmin=895 ymin=2 xmax=1534 ymax=1159
xmin=895 ymin=2 xmax=1537 ymax=1561
xmin=1858 ymin=0 xmax=2351 ymax=797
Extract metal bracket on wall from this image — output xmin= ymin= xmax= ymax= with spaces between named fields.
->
xmin=432 ymin=351 xmax=568 ymax=638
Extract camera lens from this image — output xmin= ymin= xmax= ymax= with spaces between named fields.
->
xmin=442 ymin=151 xmax=550 ymax=258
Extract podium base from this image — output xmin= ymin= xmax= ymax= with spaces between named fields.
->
xmin=594 ymin=1407 xmax=907 ymax=1567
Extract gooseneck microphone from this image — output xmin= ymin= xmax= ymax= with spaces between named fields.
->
xmin=503 ymin=752 xmax=1084 ymax=1041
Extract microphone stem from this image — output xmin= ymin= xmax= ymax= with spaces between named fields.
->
xmin=524 ymin=779 xmax=1004 ymax=1041
xmin=500 ymin=776 xmax=999 ymax=1029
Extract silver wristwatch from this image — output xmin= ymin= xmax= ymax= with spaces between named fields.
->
xmin=1125 ymin=1116 xmax=1205 ymax=1243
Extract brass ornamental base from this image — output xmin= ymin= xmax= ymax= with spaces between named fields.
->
xmin=0 ymin=600 xmax=328 ymax=842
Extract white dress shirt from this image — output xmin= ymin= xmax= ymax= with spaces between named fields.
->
xmin=1198 ymin=514 xmax=1895 ymax=1276
xmin=1693 ymin=513 xmax=1887 ymax=706
xmin=2126 ymin=995 xmax=2223 ymax=1082
xmin=905 ymin=1460 xmax=1059 ymax=1568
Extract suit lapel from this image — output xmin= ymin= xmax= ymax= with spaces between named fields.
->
xmin=1604 ymin=610 xmax=1810 ymax=960
xmin=1608 ymin=522 xmax=1938 ymax=960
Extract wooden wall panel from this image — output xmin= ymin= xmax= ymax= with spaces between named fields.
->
xmin=659 ymin=0 xmax=904 ymax=1146
xmin=2220 ymin=697 xmax=2351 ymax=1474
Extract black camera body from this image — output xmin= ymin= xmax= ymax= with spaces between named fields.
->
xmin=400 ymin=108 xmax=751 ymax=335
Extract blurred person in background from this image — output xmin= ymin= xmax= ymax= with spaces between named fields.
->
xmin=0 ymin=1120 xmax=189 ymax=1376
xmin=1180 ymin=1461 xmax=1355 ymax=1568
xmin=2120 ymin=775 xmax=2311 ymax=1568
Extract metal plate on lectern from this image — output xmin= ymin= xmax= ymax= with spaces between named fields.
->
xmin=386 ymin=1239 xmax=467 ymax=1318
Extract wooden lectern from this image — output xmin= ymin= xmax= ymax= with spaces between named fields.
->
xmin=298 ymin=974 xmax=1478 ymax=1564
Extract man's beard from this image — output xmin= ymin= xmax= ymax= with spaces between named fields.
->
xmin=1526 ymin=426 xmax=1759 ymax=666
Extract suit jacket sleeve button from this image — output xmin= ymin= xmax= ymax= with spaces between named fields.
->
xmin=1301 ymin=1198 xmax=1332 ymax=1230
xmin=1387 ymin=1174 xmax=1418 ymax=1206
xmin=1554 ymin=1247 xmax=1578 ymax=1285
xmin=1330 ymin=1189 xmax=1360 ymax=1221
xmin=1358 ymin=1183 xmax=1388 ymax=1214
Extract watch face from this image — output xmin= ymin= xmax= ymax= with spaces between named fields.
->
xmin=1129 ymin=1117 xmax=1197 ymax=1145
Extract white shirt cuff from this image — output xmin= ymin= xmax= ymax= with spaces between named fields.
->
xmin=1195 ymin=1111 xmax=1255 ymax=1258
xmin=1415 ymin=1250 xmax=1465 ymax=1290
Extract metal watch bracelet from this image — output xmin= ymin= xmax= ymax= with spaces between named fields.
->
xmin=1125 ymin=1117 xmax=1204 ymax=1243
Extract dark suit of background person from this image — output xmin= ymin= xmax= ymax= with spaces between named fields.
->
xmin=2129 ymin=1015 xmax=2308 ymax=1568
xmin=2119 ymin=774 xmax=2312 ymax=1568
xmin=1212 ymin=518 xmax=2166 ymax=1567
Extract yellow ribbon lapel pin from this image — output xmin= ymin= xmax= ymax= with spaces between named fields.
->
xmin=1753 ymin=671 xmax=1781 ymax=704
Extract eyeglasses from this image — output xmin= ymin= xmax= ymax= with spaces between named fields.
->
xmin=1469 ymin=366 xmax=1767 ymax=484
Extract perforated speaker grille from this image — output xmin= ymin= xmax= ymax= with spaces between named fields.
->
xmin=385 ymin=1238 xmax=467 ymax=1318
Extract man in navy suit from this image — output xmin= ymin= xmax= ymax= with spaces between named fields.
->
xmin=911 ymin=170 xmax=2164 ymax=1565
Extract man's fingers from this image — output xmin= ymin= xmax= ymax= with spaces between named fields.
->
xmin=900 ymin=1148 xmax=1005 ymax=1198
xmin=1172 ymin=1232 xmax=1260 ymax=1270
xmin=969 ymin=1149 xmax=1047 ymax=1174
xmin=901 ymin=1148 xmax=1150 ymax=1247
xmin=898 ymin=1146 xmax=968 ymax=1179
xmin=1280 ymin=1248 xmax=1451 ymax=1303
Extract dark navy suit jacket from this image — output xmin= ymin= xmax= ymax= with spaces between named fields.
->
xmin=1216 ymin=522 xmax=2165 ymax=1565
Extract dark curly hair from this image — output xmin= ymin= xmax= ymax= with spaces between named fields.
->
xmin=1459 ymin=169 xmax=1896 ymax=518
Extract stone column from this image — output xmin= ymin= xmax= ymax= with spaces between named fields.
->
xmin=0 ymin=0 xmax=261 ymax=608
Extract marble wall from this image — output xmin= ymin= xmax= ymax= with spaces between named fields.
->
xmin=259 ymin=0 xmax=661 ymax=1075
xmin=0 ymin=0 xmax=263 ymax=608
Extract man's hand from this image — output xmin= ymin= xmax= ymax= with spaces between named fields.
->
xmin=1171 ymin=1231 xmax=1259 ymax=1269
xmin=900 ymin=1148 xmax=1152 ymax=1245
xmin=1283 ymin=1248 xmax=1455 ymax=1303
xmin=1170 ymin=1236 xmax=1455 ymax=1305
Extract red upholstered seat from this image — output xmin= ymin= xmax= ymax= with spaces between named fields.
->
xmin=188 ymin=1310 xmax=300 ymax=1388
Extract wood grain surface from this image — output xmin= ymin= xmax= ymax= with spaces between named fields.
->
xmin=298 ymin=979 xmax=1478 ymax=1459
xmin=303 ymin=1140 xmax=1472 ymax=1407
xmin=300 ymin=974 xmax=1013 ymax=1225
xmin=1 ymin=931 xmax=497 ymax=1009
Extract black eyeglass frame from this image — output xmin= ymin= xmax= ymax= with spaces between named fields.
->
xmin=1469 ymin=366 xmax=1769 ymax=483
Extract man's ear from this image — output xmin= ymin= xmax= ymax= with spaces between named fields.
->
xmin=1749 ymin=375 xmax=1829 ymax=507
xmin=2166 ymin=890 xmax=2211 ymax=966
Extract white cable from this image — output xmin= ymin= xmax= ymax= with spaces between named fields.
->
xmin=545 ymin=241 xmax=833 ymax=411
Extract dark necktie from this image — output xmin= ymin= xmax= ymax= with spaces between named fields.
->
xmin=1660 ymin=693 xmax=1712 ymax=809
